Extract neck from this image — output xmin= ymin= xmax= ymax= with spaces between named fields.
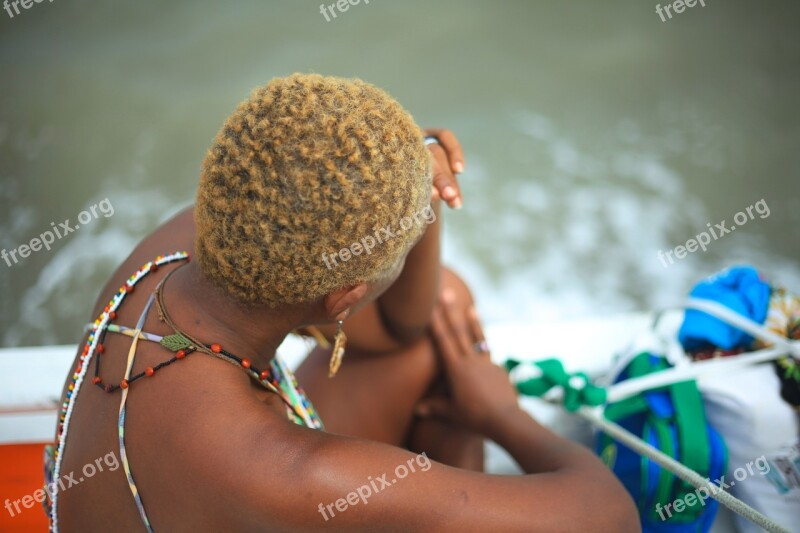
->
xmin=161 ymin=262 xmax=306 ymax=369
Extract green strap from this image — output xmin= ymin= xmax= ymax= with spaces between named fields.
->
xmin=608 ymin=354 xmax=718 ymax=522
xmin=604 ymin=354 xmax=665 ymax=420
xmin=614 ymin=353 xmax=682 ymax=518
xmin=669 ymin=379 xmax=711 ymax=520
xmin=646 ymin=417 xmax=678 ymax=521
xmin=604 ymin=395 xmax=648 ymax=421
xmin=506 ymin=358 xmax=607 ymax=411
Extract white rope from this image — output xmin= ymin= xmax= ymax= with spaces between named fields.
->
xmin=606 ymin=344 xmax=789 ymax=402
xmin=685 ymin=298 xmax=800 ymax=356
xmin=605 ymin=298 xmax=800 ymax=402
xmin=575 ymin=407 xmax=792 ymax=533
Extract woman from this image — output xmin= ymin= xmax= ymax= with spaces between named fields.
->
xmin=49 ymin=73 xmax=639 ymax=531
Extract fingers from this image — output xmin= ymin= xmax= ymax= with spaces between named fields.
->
xmin=428 ymin=143 xmax=462 ymax=209
xmin=430 ymin=184 xmax=440 ymax=202
xmin=424 ymin=128 xmax=465 ymax=210
xmin=414 ymin=396 xmax=452 ymax=419
xmin=425 ymin=128 xmax=465 ymax=174
xmin=440 ymin=289 xmax=476 ymax=357
xmin=430 ymin=305 xmax=463 ymax=369
xmin=467 ymin=307 xmax=490 ymax=357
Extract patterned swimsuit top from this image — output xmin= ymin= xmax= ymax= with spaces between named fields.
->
xmin=44 ymin=252 xmax=324 ymax=532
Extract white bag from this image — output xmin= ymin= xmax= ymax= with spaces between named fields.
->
xmin=699 ymin=366 xmax=800 ymax=533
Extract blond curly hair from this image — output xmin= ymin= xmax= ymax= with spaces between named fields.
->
xmin=195 ymin=73 xmax=432 ymax=307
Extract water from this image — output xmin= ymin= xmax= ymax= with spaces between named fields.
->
xmin=1 ymin=0 xmax=798 ymax=347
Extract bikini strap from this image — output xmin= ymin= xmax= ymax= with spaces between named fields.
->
xmin=118 ymin=292 xmax=157 ymax=532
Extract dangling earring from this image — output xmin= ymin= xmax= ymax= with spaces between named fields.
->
xmin=329 ymin=320 xmax=347 ymax=377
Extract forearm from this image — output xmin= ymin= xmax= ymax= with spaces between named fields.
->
xmin=485 ymin=408 xmax=640 ymax=531
xmin=376 ymin=200 xmax=441 ymax=342
xmin=485 ymin=408 xmax=605 ymax=475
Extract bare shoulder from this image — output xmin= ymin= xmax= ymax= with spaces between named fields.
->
xmin=175 ymin=390 xmax=531 ymax=532
xmin=88 ymin=205 xmax=196 ymax=318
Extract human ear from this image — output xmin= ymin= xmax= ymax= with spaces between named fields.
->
xmin=323 ymin=283 xmax=369 ymax=322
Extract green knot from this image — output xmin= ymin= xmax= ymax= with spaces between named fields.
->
xmin=505 ymin=358 xmax=607 ymax=412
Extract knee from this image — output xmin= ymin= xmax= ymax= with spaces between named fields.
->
xmin=440 ymin=266 xmax=476 ymax=310
xmin=374 ymin=267 xmax=477 ymax=392
xmin=398 ymin=334 xmax=440 ymax=390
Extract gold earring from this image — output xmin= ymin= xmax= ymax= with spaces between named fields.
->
xmin=329 ymin=320 xmax=347 ymax=377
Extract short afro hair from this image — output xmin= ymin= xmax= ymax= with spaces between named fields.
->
xmin=195 ymin=73 xmax=432 ymax=307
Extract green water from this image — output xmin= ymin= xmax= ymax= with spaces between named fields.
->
xmin=1 ymin=0 xmax=798 ymax=346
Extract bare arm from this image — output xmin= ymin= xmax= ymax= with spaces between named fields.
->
xmin=197 ymin=298 xmax=639 ymax=532
xmin=207 ymin=390 xmax=638 ymax=532
xmin=374 ymin=199 xmax=441 ymax=342
xmin=268 ymin=422 xmax=633 ymax=532
xmin=371 ymin=130 xmax=465 ymax=344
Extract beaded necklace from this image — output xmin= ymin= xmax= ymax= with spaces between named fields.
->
xmin=151 ymin=264 xmax=321 ymax=426
xmin=48 ymin=251 xmax=323 ymax=533
xmin=49 ymin=251 xmax=190 ymax=532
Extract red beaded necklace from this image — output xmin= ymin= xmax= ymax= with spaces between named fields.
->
xmin=92 ymin=264 xmax=285 ymax=396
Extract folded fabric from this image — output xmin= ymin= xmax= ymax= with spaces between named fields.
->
xmin=678 ymin=266 xmax=771 ymax=351
xmin=758 ymin=288 xmax=800 ymax=407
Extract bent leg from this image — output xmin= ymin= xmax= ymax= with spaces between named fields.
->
xmin=295 ymin=267 xmax=484 ymax=470
xmin=296 ymin=336 xmax=438 ymax=446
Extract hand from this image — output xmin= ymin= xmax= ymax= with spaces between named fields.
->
xmin=416 ymin=290 xmax=521 ymax=436
xmin=424 ymin=128 xmax=465 ymax=209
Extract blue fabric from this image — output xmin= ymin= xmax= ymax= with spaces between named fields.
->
xmin=678 ymin=266 xmax=771 ymax=351
xmin=645 ymin=389 xmax=674 ymax=419
xmin=641 ymin=425 xmax=725 ymax=533
xmin=598 ymin=353 xmax=727 ymax=533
